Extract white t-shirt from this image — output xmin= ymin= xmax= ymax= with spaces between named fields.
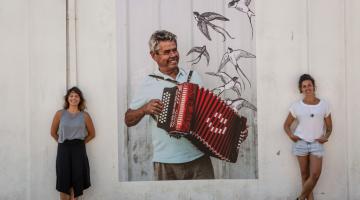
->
xmin=289 ymin=99 xmax=331 ymax=142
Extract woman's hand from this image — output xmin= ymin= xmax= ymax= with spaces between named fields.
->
xmin=289 ymin=134 xmax=301 ymax=142
xmin=316 ymin=136 xmax=328 ymax=144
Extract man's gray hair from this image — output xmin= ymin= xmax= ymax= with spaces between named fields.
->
xmin=149 ymin=30 xmax=177 ymax=53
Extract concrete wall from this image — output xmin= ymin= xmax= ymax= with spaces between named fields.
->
xmin=0 ymin=0 xmax=66 ymax=199
xmin=346 ymin=0 xmax=360 ymax=199
xmin=1 ymin=0 xmax=360 ymax=199
xmin=0 ymin=0 xmax=30 ymax=199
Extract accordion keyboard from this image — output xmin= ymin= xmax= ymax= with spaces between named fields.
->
xmin=157 ymin=86 xmax=177 ymax=131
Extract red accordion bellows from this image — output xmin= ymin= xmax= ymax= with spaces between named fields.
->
xmin=157 ymin=82 xmax=247 ymax=163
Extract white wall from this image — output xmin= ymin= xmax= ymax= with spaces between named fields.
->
xmin=28 ymin=1 xmax=66 ymax=199
xmin=1 ymin=0 xmax=360 ymax=199
xmin=346 ymin=0 xmax=360 ymax=199
xmin=0 ymin=0 xmax=30 ymax=199
xmin=76 ymin=0 xmax=119 ymax=198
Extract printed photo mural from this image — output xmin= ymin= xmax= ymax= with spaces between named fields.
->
xmin=119 ymin=0 xmax=257 ymax=181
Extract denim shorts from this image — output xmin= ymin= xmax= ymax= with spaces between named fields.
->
xmin=292 ymin=139 xmax=324 ymax=157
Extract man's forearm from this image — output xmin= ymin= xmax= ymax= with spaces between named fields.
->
xmin=125 ymin=108 xmax=146 ymax=127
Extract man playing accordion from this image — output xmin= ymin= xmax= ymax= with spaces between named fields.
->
xmin=125 ymin=30 xmax=215 ymax=180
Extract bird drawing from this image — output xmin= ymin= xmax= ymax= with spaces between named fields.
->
xmin=228 ymin=0 xmax=255 ymax=38
xmin=186 ymin=45 xmax=210 ymax=66
xmin=193 ymin=11 xmax=234 ymax=41
xmin=224 ymin=97 xmax=257 ymax=113
xmin=206 ymin=71 xmax=243 ymax=97
xmin=218 ymin=47 xmax=255 ymax=88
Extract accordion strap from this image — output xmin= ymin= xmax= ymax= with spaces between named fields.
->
xmin=148 ymin=74 xmax=179 ymax=85
xmin=187 ymin=70 xmax=193 ymax=82
xmin=148 ymin=70 xmax=194 ymax=84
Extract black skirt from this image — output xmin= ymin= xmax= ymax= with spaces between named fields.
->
xmin=56 ymin=139 xmax=91 ymax=197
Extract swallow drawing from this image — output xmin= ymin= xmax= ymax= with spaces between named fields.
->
xmin=224 ymin=97 xmax=257 ymax=112
xmin=218 ymin=47 xmax=255 ymax=88
xmin=206 ymin=71 xmax=243 ymax=97
xmin=193 ymin=11 xmax=235 ymax=41
xmin=186 ymin=45 xmax=210 ymax=66
xmin=228 ymin=0 xmax=255 ymax=38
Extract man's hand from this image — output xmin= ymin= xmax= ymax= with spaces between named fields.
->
xmin=143 ymin=99 xmax=164 ymax=115
xmin=125 ymin=99 xmax=163 ymax=127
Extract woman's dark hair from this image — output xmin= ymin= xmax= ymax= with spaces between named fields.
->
xmin=63 ymin=86 xmax=86 ymax=111
xmin=298 ymin=74 xmax=315 ymax=93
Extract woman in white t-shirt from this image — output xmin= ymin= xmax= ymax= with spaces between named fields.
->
xmin=283 ymin=74 xmax=332 ymax=200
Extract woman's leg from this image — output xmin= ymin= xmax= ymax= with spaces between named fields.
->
xmin=296 ymin=156 xmax=313 ymax=199
xmin=70 ymin=188 xmax=78 ymax=200
xmin=298 ymin=155 xmax=322 ymax=199
xmin=60 ymin=192 xmax=70 ymax=200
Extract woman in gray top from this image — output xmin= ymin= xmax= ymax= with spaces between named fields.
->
xmin=51 ymin=87 xmax=95 ymax=200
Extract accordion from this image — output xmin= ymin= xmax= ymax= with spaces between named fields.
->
xmin=157 ymin=82 xmax=247 ymax=163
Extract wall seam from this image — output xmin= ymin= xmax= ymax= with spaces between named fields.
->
xmin=125 ymin=0 xmax=130 ymax=181
xmin=66 ymin=0 xmax=78 ymax=88
xmin=190 ymin=0 xmax=194 ymax=67
xmin=73 ymin=0 xmax=78 ymax=87
xmin=66 ymin=0 xmax=70 ymax=88
xmin=343 ymin=0 xmax=350 ymax=198
xmin=26 ymin=0 xmax=31 ymax=198
xmin=158 ymin=0 xmax=161 ymax=29
xmin=120 ymin=0 xmax=130 ymax=181
xmin=305 ymin=0 xmax=310 ymax=73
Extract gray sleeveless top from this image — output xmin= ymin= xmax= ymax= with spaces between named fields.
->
xmin=57 ymin=110 xmax=88 ymax=143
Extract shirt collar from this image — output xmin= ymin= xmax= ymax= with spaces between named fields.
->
xmin=153 ymin=67 xmax=186 ymax=81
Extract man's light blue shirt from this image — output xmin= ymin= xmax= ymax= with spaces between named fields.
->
xmin=129 ymin=67 xmax=204 ymax=163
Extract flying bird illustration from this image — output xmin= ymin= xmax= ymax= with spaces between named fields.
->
xmin=186 ymin=45 xmax=210 ymax=66
xmin=218 ymin=47 xmax=255 ymax=88
xmin=206 ymin=71 xmax=243 ymax=97
xmin=228 ymin=0 xmax=255 ymax=38
xmin=224 ymin=97 xmax=257 ymax=112
xmin=193 ymin=11 xmax=234 ymax=41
